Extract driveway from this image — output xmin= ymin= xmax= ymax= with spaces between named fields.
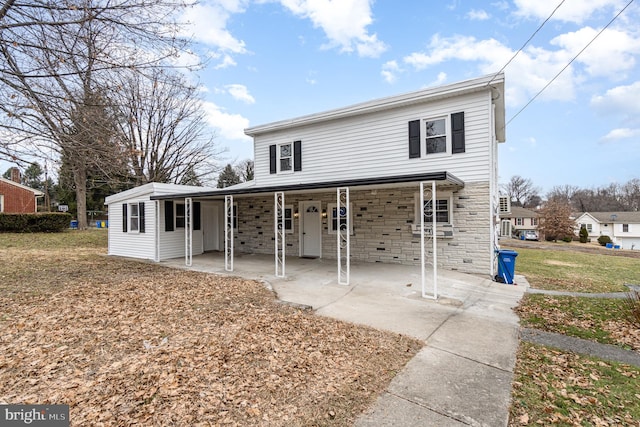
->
xmin=163 ymin=253 xmax=527 ymax=426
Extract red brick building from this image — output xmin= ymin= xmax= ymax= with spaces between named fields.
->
xmin=0 ymin=169 xmax=44 ymax=213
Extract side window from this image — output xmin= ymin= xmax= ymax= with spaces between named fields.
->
xmin=408 ymin=112 xmax=464 ymax=158
xmin=279 ymin=143 xmax=292 ymax=172
xmin=270 ymin=141 xmax=302 ymax=174
xmin=284 ymin=205 xmax=293 ymax=234
xmin=327 ymin=203 xmax=353 ymax=235
xmin=414 ymin=193 xmax=453 ymax=225
xmin=176 ymin=203 xmax=185 ymax=228
xmin=130 ymin=203 xmax=140 ymax=232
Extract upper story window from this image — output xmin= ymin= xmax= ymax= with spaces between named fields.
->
xmin=531 ymin=217 xmax=538 ymax=226
xmin=280 ymin=143 xmax=292 ymax=172
xmin=425 ymin=118 xmax=447 ymax=154
xmin=270 ymin=141 xmax=302 ymax=174
xmin=516 ymin=218 xmax=523 ymax=226
xmin=623 ymin=224 xmax=629 ymax=232
xmin=409 ymin=112 xmax=465 ymax=159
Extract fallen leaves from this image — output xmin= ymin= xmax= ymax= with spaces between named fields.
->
xmin=0 ymin=244 xmax=423 ymax=426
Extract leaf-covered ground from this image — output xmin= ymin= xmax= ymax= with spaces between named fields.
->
xmin=0 ymin=232 xmax=422 ymax=426
xmin=510 ymin=343 xmax=640 ymax=426
xmin=516 ymin=295 xmax=640 ymax=351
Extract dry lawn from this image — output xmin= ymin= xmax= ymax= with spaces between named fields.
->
xmin=0 ymin=231 xmax=422 ymax=426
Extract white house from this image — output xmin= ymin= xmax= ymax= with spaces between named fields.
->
xmin=575 ymin=211 xmax=640 ymax=250
xmin=106 ymin=73 xmax=507 ymax=285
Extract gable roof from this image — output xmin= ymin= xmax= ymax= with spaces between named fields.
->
xmin=104 ymin=182 xmax=216 ymax=205
xmin=506 ymin=206 xmax=539 ymax=218
xmin=0 ymin=177 xmax=44 ymax=196
xmin=245 ymin=72 xmax=506 ymax=142
xmin=577 ymin=211 xmax=640 ymax=224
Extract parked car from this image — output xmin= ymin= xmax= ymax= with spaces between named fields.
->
xmin=523 ymin=230 xmax=539 ymax=241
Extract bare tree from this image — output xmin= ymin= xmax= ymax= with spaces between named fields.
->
xmin=546 ymin=184 xmax=579 ymax=205
xmin=503 ymin=175 xmax=541 ymax=208
xmin=236 ymin=159 xmax=254 ymax=182
xmin=538 ymin=199 xmax=575 ymax=242
xmin=114 ymin=69 xmax=219 ymax=185
xmin=0 ymin=0 xmax=196 ymax=228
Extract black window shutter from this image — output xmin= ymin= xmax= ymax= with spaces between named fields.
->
xmin=122 ymin=204 xmax=128 ymax=233
xmin=293 ymin=140 xmax=302 ymax=171
xmin=269 ymin=144 xmax=276 ymax=174
xmin=451 ymin=112 xmax=465 ymax=154
xmin=408 ymin=120 xmax=421 ymax=158
xmin=194 ymin=202 xmax=201 ymax=231
xmin=139 ymin=202 xmax=145 ymax=233
xmin=165 ymin=201 xmax=174 ymax=232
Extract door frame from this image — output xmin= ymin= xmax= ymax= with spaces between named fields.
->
xmin=299 ymin=200 xmax=322 ymax=258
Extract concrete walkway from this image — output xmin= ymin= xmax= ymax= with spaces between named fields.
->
xmin=162 ymin=254 xmax=527 ymax=426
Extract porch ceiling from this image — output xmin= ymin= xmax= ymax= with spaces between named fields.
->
xmin=150 ymin=172 xmax=465 ymax=200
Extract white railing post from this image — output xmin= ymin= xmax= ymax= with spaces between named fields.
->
xmin=337 ymin=187 xmax=350 ymax=285
xmin=185 ymin=197 xmax=192 ymax=267
xmin=225 ymin=195 xmax=234 ymax=271
xmin=420 ymin=182 xmax=438 ymax=299
xmin=274 ymin=192 xmax=285 ymax=277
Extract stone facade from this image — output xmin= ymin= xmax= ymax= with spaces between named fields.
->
xmin=232 ymin=182 xmax=492 ymax=275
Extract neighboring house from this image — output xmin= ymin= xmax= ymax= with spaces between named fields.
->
xmin=500 ymin=206 xmax=539 ymax=237
xmin=106 ymin=73 xmax=506 ymax=282
xmin=0 ymin=169 xmax=44 ymax=213
xmin=575 ymin=212 xmax=640 ymax=250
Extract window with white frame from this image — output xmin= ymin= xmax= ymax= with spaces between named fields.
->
xmin=0 ymin=194 xmax=3 ymax=212
xmin=623 ymin=224 xmax=629 ymax=232
xmin=327 ymin=203 xmax=353 ymax=234
xmin=279 ymin=143 xmax=292 ymax=172
xmin=284 ymin=205 xmax=293 ymax=234
xmin=499 ymin=196 xmax=511 ymax=214
xmin=424 ymin=117 xmax=447 ymax=154
xmin=516 ymin=218 xmax=523 ymax=226
xmin=531 ymin=217 xmax=538 ymax=226
xmin=414 ymin=192 xmax=453 ymax=226
xmin=176 ymin=203 xmax=185 ymax=228
xmin=130 ymin=203 xmax=140 ymax=232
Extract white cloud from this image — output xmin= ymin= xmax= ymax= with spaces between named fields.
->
xmin=601 ymin=127 xmax=640 ymax=142
xmin=202 ymin=101 xmax=252 ymax=141
xmin=278 ymin=0 xmax=387 ymax=57
xmin=428 ymin=72 xmax=447 ymax=87
xmin=182 ymin=1 xmax=248 ymax=56
xmin=467 ymin=9 xmax=490 ymax=20
xmin=513 ymin=0 xmax=625 ymax=24
xmin=591 ymin=81 xmax=640 ymax=115
xmin=211 ymin=53 xmax=238 ymax=69
xmin=381 ymin=60 xmax=401 ymax=83
xmin=225 ymin=84 xmax=255 ymax=104
xmin=550 ymin=27 xmax=640 ymax=79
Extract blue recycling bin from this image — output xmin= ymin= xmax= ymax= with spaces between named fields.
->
xmin=496 ymin=249 xmax=518 ymax=284
xmin=70 ymin=220 xmax=78 ymax=229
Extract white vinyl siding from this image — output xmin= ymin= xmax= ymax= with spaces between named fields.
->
xmin=252 ymin=91 xmax=492 ymax=186
xmin=108 ymin=199 xmax=155 ymax=259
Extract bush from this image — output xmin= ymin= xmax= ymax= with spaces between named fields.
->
xmin=562 ymin=236 xmax=572 ymax=243
xmin=597 ymin=235 xmax=613 ymax=246
xmin=579 ymin=226 xmax=589 ymax=243
xmin=0 ymin=213 xmax=72 ymax=232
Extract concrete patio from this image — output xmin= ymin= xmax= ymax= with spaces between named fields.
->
xmin=161 ymin=252 xmax=528 ymax=426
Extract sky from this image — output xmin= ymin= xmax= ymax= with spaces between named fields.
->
xmin=180 ymin=0 xmax=640 ymax=195
xmin=3 ymin=0 xmax=639 ymax=196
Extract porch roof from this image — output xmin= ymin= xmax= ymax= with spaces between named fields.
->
xmin=150 ymin=171 xmax=464 ymax=200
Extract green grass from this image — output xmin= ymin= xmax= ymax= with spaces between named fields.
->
xmin=517 ymin=294 xmax=632 ymax=348
xmin=510 ymin=343 xmax=640 ymax=426
xmin=502 ymin=245 xmax=638 ymax=293
xmin=0 ymin=229 xmax=107 ymax=250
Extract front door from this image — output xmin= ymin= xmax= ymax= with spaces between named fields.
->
xmin=301 ymin=201 xmax=321 ymax=257
xmin=203 ymin=203 xmax=220 ymax=251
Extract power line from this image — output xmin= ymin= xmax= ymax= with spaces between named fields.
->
xmin=506 ymin=0 xmax=635 ymax=126
xmin=487 ymin=0 xmax=567 ymax=86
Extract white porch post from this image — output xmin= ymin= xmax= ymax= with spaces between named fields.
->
xmin=185 ymin=197 xmax=193 ymax=267
xmin=225 ymin=195 xmax=234 ymax=271
xmin=337 ymin=187 xmax=350 ymax=285
xmin=274 ymin=192 xmax=285 ymax=277
xmin=154 ymin=200 xmax=160 ymax=262
xmin=420 ymin=181 xmax=438 ymax=299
